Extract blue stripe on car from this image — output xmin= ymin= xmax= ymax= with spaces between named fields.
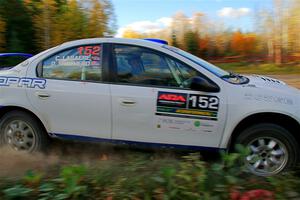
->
xmin=52 ymin=133 xmax=224 ymax=151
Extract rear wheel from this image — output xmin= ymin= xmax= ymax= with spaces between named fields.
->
xmin=235 ymin=123 xmax=299 ymax=176
xmin=0 ymin=111 xmax=48 ymax=152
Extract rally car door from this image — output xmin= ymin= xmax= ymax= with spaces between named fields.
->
xmin=26 ymin=44 xmax=111 ymax=139
xmin=110 ymin=44 xmax=227 ymax=148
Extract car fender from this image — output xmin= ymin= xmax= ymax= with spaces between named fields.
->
xmin=219 ymin=108 xmax=300 ymax=149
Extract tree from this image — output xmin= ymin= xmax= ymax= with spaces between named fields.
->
xmin=0 ymin=17 xmax=5 ymax=51
xmin=230 ymin=31 xmax=257 ymax=56
xmin=198 ymin=35 xmax=209 ymax=58
xmin=0 ymin=0 xmax=37 ymax=53
xmin=171 ymin=31 xmax=179 ymax=47
xmin=87 ymin=0 xmax=106 ymax=37
xmin=184 ymin=31 xmax=199 ymax=56
xmin=31 ymin=0 xmax=58 ymax=50
xmin=122 ymin=28 xmax=143 ymax=38
xmin=257 ymin=0 xmax=290 ymax=64
xmin=243 ymin=33 xmax=257 ymax=55
xmin=273 ymin=0 xmax=284 ymax=64
xmin=54 ymin=0 xmax=87 ymax=43
xmin=171 ymin=12 xmax=190 ymax=49
xmin=100 ymin=0 xmax=117 ymax=36
xmin=287 ymin=0 xmax=300 ymax=56
xmin=231 ymin=31 xmax=245 ymax=55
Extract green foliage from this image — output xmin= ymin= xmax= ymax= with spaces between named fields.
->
xmin=184 ymin=31 xmax=200 ymax=56
xmin=0 ymin=0 xmax=37 ymax=53
xmin=0 ymin=149 xmax=299 ymax=200
xmin=23 ymin=170 xmax=43 ymax=185
xmin=3 ymin=184 xmax=33 ymax=199
xmin=52 ymin=165 xmax=87 ymax=199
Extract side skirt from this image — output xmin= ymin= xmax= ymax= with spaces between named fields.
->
xmin=52 ymin=133 xmax=225 ymax=152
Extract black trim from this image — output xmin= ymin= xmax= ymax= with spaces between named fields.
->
xmin=102 ymin=43 xmax=111 ymax=82
xmin=109 ymin=43 xmax=220 ymax=93
xmin=36 ymin=61 xmax=43 ymax=77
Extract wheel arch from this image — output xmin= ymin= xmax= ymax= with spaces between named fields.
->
xmin=0 ymin=105 xmax=50 ymax=137
xmin=228 ymin=112 xmax=300 ymax=151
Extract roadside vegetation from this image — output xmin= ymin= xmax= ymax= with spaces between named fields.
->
xmin=0 ymin=145 xmax=299 ymax=200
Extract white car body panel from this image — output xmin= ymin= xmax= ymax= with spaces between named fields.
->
xmin=111 ymin=85 xmax=227 ymax=148
xmin=0 ymin=38 xmax=298 ymax=151
xmin=26 ymin=80 xmax=111 ymax=139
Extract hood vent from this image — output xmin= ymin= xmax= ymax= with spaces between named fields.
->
xmin=252 ymin=75 xmax=284 ymax=85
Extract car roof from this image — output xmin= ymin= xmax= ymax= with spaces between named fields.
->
xmin=60 ymin=38 xmax=165 ymax=49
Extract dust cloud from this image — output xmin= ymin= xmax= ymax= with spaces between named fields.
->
xmin=0 ymin=140 xmax=119 ymax=178
xmin=0 ymin=139 xmax=179 ymax=178
xmin=0 ymin=147 xmax=58 ymax=177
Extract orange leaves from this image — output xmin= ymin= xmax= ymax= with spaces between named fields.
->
xmin=231 ymin=31 xmax=257 ymax=55
xmin=199 ymin=36 xmax=209 ymax=51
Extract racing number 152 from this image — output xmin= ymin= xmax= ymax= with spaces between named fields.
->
xmin=77 ymin=46 xmax=100 ymax=56
xmin=188 ymin=94 xmax=219 ymax=111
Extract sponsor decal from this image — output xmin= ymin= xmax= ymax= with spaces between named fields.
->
xmin=194 ymin=121 xmax=201 ymax=127
xmin=244 ymin=93 xmax=293 ymax=105
xmin=156 ymin=91 xmax=219 ymax=120
xmin=50 ymin=45 xmax=102 ymax=68
xmin=0 ymin=76 xmax=46 ymax=89
xmin=156 ymin=117 xmax=215 ymax=133
xmin=53 ymin=55 xmax=92 ymax=67
xmin=157 ymin=92 xmax=187 ymax=108
xmin=77 ymin=45 xmax=101 ymax=56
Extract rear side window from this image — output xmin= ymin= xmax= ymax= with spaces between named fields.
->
xmin=39 ymin=44 xmax=102 ymax=82
xmin=0 ymin=56 xmax=29 ymax=69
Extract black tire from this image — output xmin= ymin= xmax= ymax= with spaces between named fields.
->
xmin=0 ymin=111 xmax=48 ymax=152
xmin=235 ymin=123 xmax=299 ymax=176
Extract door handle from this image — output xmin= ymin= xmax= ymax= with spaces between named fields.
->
xmin=35 ymin=92 xmax=50 ymax=99
xmin=119 ymin=99 xmax=136 ymax=106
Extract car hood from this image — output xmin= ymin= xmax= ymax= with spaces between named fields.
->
xmin=246 ymin=75 xmax=286 ymax=86
xmin=244 ymin=74 xmax=300 ymax=96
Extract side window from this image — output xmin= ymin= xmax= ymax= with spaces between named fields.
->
xmin=40 ymin=44 xmax=102 ymax=81
xmin=113 ymin=45 xmax=201 ymax=88
xmin=165 ymin=57 xmax=201 ymax=86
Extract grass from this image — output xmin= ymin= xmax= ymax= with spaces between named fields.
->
xmin=216 ymin=62 xmax=300 ymax=75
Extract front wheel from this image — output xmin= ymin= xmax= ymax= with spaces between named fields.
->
xmin=0 ymin=111 xmax=48 ymax=152
xmin=235 ymin=123 xmax=299 ymax=176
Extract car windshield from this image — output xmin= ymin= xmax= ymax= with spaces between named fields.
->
xmin=162 ymin=45 xmax=249 ymax=84
xmin=163 ymin=45 xmax=230 ymax=77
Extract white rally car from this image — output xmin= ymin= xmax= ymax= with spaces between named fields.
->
xmin=0 ymin=38 xmax=299 ymax=176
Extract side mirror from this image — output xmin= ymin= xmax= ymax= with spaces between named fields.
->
xmin=190 ymin=77 xmax=220 ymax=93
